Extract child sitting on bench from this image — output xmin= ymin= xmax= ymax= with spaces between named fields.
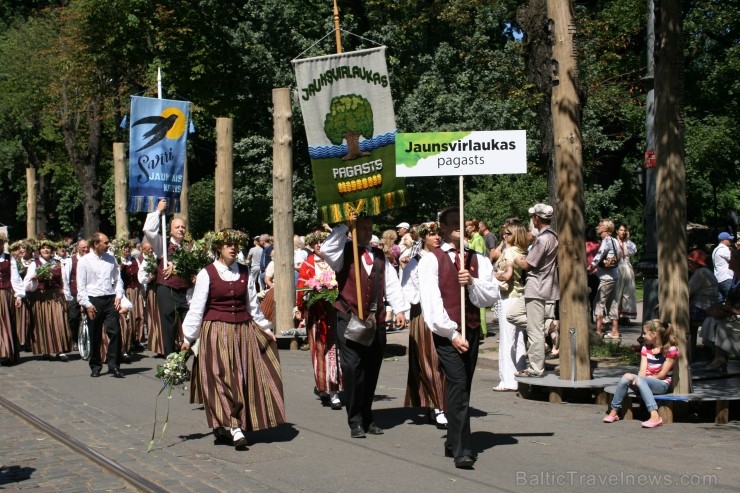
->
xmin=603 ymin=319 xmax=678 ymax=428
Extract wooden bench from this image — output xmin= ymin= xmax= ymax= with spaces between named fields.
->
xmin=603 ymin=378 xmax=740 ymax=424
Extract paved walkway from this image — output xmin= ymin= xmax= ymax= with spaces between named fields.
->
xmin=1 ymin=299 xmax=738 ymax=492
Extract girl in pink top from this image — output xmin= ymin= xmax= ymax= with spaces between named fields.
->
xmin=603 ymin=319 xmax=678 ymax=428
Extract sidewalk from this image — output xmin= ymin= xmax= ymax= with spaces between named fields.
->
xmin=1 ymin=296 xmax=738 ymax=493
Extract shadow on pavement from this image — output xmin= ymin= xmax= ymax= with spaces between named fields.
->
xmin=0 ymin=465 xmax=36 ymax=485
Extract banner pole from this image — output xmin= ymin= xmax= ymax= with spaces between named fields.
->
xmin=332 ymin=0 xmax=363 ymax=319
xmin=459 ymin=175 xmax=465 ymax=340
xmin=333 ymin=0 xmax=342 ymax=54
xmin=161 ymin=215 xmax=168 ymax=266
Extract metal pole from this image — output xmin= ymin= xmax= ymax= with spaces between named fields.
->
xmin=637 ymin=0 xmax=658 ymax=325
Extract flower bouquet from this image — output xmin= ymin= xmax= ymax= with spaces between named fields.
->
xmin=299 ymin=270 xmax=339 ymax=309
xmin=142 ymin=252 xmax=158 ymax=278
xmin=147 ymin=349 xmax=193 ymax=452
xmin=35 ymin=261 xmax=57 ymax=281
xmin=171 ymin=233 xmax=212 ymax=281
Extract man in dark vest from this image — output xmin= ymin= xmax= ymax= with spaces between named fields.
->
xmin=64 ymin=239 xmax=89 ymax=350
xmin=418 ymin=206 xmax=499 ymax=469
xmin=143 ymin=199 xmax=192 ymax=356
xmin=322 ymin=211 xmax=409 ymax=438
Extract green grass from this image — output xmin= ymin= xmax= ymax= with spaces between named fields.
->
xmin=590 ymin=340 xmax=641 ymax=366
xmin=635 ymin=275 xmax=644 ymax=302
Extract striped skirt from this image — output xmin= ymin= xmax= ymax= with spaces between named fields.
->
xmin=124 ymin=287 xmax=145 ymax=347
xmin=28 ymin=289 xmax=71 ymax=356
xmin=0 ymin=289 xmax=18 ymax=362
xmin=14 ymin=296 xmax=30 ymax=347
xmin=404 ymin=304 xmax=446 ymax=410
xmin=146 ymin=287 xmax=163 ymax=354
xmin=307 ymin=303 xmax=342 ymax=393
xmin=198 ymin=320 xmax=286 ymax=432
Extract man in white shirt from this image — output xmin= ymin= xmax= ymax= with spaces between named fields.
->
xmin=63 ymin=239 xmax=90 ymax=350
xmin=322 ymin=212 xmax=409 ymax=438
xmin=713 ymin=232 xmax=734 ymax=302
xmin=77 ymin=233 xmax=125 ymax=378
xmin=418 ymin=206 xmax=499 ymax=469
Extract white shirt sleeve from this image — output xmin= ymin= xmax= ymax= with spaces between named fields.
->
xmin=418 ymin=252 xmax=458 ymax=340
xmin=11 ymin=258 xmax=25 ymax=299
xmin=23 ymin=262 xmax=38 ymax=293
xmin=401 ymin=257 xmax=421 ymax=306
xmin=143 ymin=211 xmax=164 ymax=257
xmin=182 ymin=268 xmax=209 ymax=344
xmin=466 ymin=252 xmax=500 ymax=309
xmin=76 ymin=257 xmax=91 ymax=308
xmin=384 ymin=260 xmax=409 ymax=315
xmin=322 ymin=224 xmax=349 ymax=273
xmin=62 ymin=259 xmax=72 ymax=301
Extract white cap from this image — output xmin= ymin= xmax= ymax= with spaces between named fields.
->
xmin=396 ymin=222 xmax=410 ymax=229
xmin=528 ymin=204 xmax=554 ymax=220
xmin=370 ymin=235 xmax=380 ymax=245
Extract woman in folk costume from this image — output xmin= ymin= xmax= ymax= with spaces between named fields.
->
xmin=401 ymin=221 xmax=447 ymax=428
xmin=296 ymin=231 xmax=343 ymax=410
xmin=614 ymin=224 xmax=638 ymax=322
xmin=138 ymin=240 xmax=164 ymax=356
xmin=10 ymin=241 xmax=32 ymax=349
xmin=23 ymin=238 xmax=72 ymax=361
xmin=181 ymin=229 xmax=285 ymax=449
xmin=0 ymin=233 xmax=25 ymax=364
xmin=118 ymin=240 xmax=144 ymax=362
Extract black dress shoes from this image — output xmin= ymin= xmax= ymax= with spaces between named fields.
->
xmin=454 ymin=455 xmax=476 ymax=469
xmin=110 ymin=368 xmax=124 ymax=378
xmin=122 ymin=353 xmax=132 ymax=364
xmin=350 ymin=426 xmax=366 ymax=438
xmin=90 ymin=369 xmax=101 ymax=378
xmin=365 ymin=423 xmax=384 ymax=435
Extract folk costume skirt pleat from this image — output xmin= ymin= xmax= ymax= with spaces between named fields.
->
xmin=29 ymin=289 xmax=71 ymax=355
xmin=124 ymin=286 xmax=145 ymax=347
xmin=0 ymin=289 xmax=18 ymax=362
xmin=146 ymin=286 xmax=163 ymax=354
xmin=199 ymin=320 xmax=286 ymax=432
xmin=404 ymin=303 xmax=446 ymax=409
xmin=14 ymin=297 xmax=30 ymax=347
xmin=307 ymin=302 xmax=342 ymax=393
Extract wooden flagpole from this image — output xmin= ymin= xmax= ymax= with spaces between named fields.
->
xmin=459 ymin=176 xmax=465 ymax=339
xmin=333 ymin=0 xmax=364 ymax=320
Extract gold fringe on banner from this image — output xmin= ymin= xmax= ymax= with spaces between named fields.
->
xmin=318 ymin=190 xmax=407 ymax=224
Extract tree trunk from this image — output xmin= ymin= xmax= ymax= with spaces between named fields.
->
xmin=342 ymin=132 xmax=369 ymax=161
xmin=547 ymin=0 xmax=591 ymax=380
xmin=654 ymin=1 xmax=690 ymax=393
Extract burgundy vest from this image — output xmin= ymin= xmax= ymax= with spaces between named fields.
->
xmin=69 ymin=255 xmax=79 ymax=296
xmin=430 ymin=247 xmax=481 ymax=331
xmin=156 ymin=242 xmax=192 ymax=289
xmin=35 ymin=257 xmax=63 ymax=291
xmin=121 ymin=258 xmax=141 ymax=289
xmin=0 ymin=254 xmax=10 ymax=290
xmin=202 ymin=263 xmax=252 ymax=323
xmin=335 ymin=243 xmax=386 ymax=324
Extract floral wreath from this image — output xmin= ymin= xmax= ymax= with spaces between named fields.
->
xmin=304 ymin=230 xmax=328 ymax=246
xmin=204 ymin=229 xmax=249 ymax=252
xmin=36 ymin=238 xmax=59 ymax=250
xmin=9 ymin=240 xmax=29 ymax=253
xmin=416 ymin=221 xmax=441 ymax=238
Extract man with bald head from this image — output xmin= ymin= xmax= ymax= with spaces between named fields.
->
xmin=64 ymin=239 xmax=90 ymax=349
xmin=143 ymin=199 xmax=192 ymax=356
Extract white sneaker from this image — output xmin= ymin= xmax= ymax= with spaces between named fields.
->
xmin=230 ymin=427 xmax=247 ymax=448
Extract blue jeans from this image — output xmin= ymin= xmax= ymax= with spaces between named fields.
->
xmin=610 ymin=375 xmax=670 ymax=413
xmin=718 ymin=279 xmax=732 ymax=303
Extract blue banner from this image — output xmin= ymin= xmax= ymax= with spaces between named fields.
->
xmin=128 ymin=96 xmax=190 ymax=213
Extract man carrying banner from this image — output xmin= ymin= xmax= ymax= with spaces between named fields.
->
xmin=418 ymin=206 xmax=499 ymax=469
xmin=143 ymin=199 xmax=191 ymax=357
xmin=322 ymin=212 xmax=409 ymax=438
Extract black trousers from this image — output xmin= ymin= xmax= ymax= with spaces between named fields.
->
xmin=335 ymin=311 xmax=386 ymax=430
xmin=156 ymin=284 xmax=189 ymax=356
xmin=68 ymin=299 xmax=81 ymax=341
xmin=434 ymin=328 xmax=480 ymax=459
xmin=88 ymin=295 xmax=121 ymax=372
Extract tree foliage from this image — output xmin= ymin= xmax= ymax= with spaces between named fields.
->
xmin=0 ymin=0 xmax=736 ymax=241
